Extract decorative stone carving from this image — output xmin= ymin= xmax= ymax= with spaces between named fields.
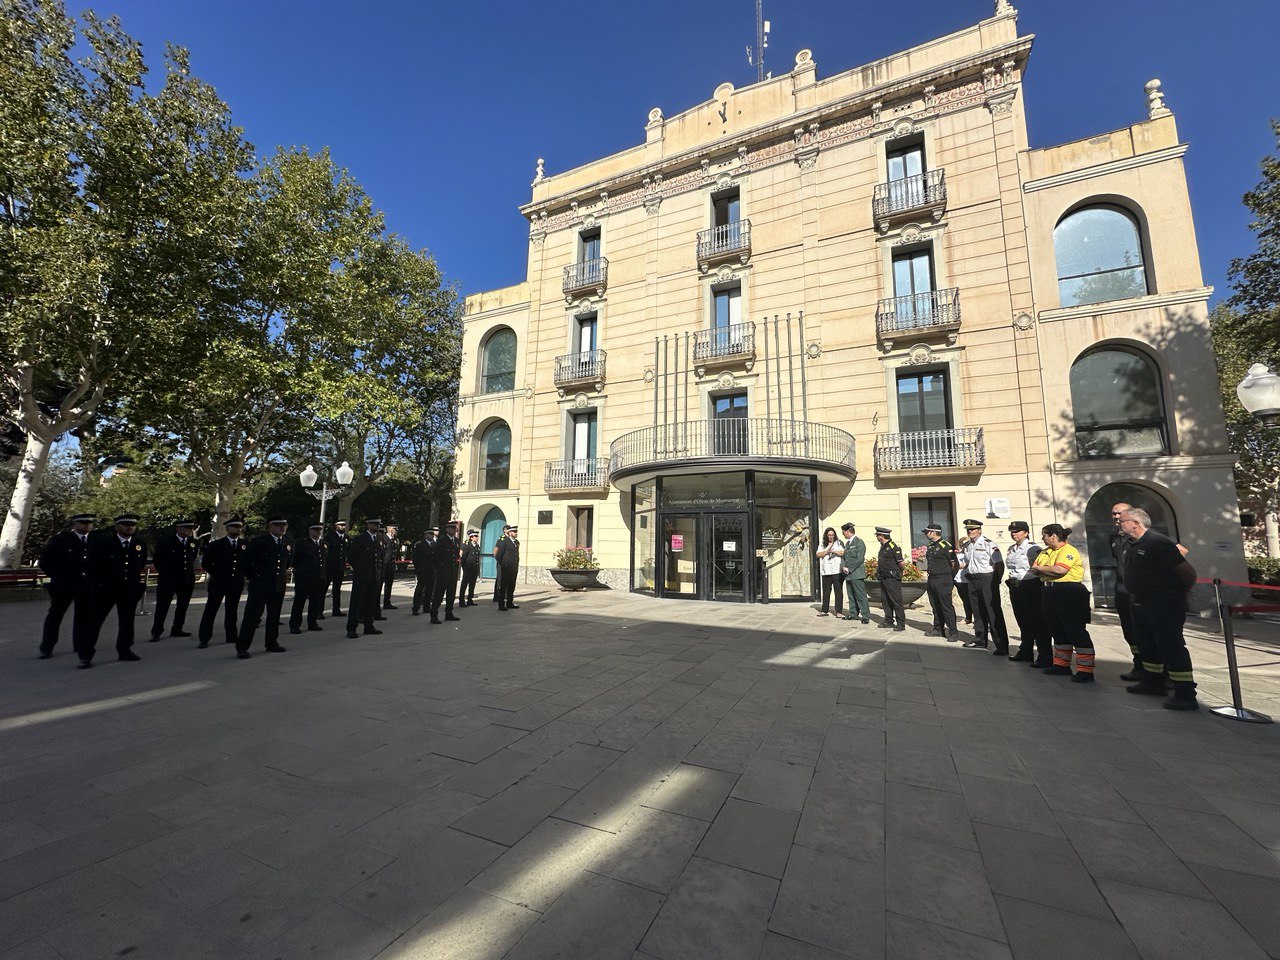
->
xmin=806 ymin=342 xmax=822 ymax=359
xmin=794 ymin=49 xmax=813 ymax=68
xmin=1145 ymin=78 xmax=1170 ymax=119
xmin=532 ymin=158 xmax=545 ymax=186
xmin=986 ymin=92 xmax=1017 ymax=116
xmin=994 ymin=0 xmax=1016 ymax=15
xmin=923 ymin=85 xmax=937 ymax=108
xmin=715 ymin=172 xmax=734 ymax=190
xmin=573 ymin=393 xmax=589 ymax=409
xmin=871 ymin=101 xmax=883 ymax=126
xmin=1001 ymin=60 xmax=1017 ymax=84
xmin=893 ymin=118 xmax=915 ymax=138
xmin=714 ymin=264 xmax=737 ymax=283
xmin=1013 ymin=311 xmax=1035 ymax=331
xmin=794 ymin=122 xmax=820 ymax=170
xmin=573 ymin=298 xmax=594 ymax=316
xmin=648 ymin=107 xmax=664 ymax=125
xmin=643 ymin=368 xmax=655 ymax=384
xmin=524 ymin=387 xmax=534 ymax=399
xmin=642 ymin=174 xmax=663 ymax=214
xmin=982 ymin=66 xmax=997 ymax=91
xmin=529 ymin=211 xmax=548 ymax=246
xmin=700 ymin=158 xmax=711 ymax=176
xmin=582 ymin=212 xmax=597 ymax=229
xmin=716 ymin=372 xmax=736 ymax=389
xmin=905 ymin=344 xmax=934 ymax=365
xmin=896 ymin=224 xmax=924 ymax=246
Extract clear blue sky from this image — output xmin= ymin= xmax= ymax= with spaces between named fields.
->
xmin=75 ymin=0 xmax=1276 ymax=304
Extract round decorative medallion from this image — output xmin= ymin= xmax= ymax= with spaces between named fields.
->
xmin=795 ymin=49 xmax=813 ymax=67
xmin=524 ymin=387 xmax=534 ymax=399
xmin=648 ymin=107 xmax=664 ymax=124
xmin=715 ymin=264 xmax=735 ymax=282
xmin=643 ymin=368 xmax=655 ymax=384
xmin=573 ymin=393 xmax=589 ymax=409
xmin=716 ymin=372 xmax=735 ymax=389
xmin=908 ymin=344 xmax=933 ymax=365
xmin=1013 ymin=311 xmax=1035 ymax=331
xmin=893 ymin=118 xmax=915 ymax=137
xmin=806 ymin=342 xmax=822 ymax=359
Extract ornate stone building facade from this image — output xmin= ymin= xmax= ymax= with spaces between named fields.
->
xmin=454 ymin=3 xmax=1245 ymax=605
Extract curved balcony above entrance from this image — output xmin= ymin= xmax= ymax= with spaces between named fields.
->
xmin=608 ymin=418 xmax=857 ymax=486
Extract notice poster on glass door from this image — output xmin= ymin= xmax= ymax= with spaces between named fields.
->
xmin=671 ymin=534 xmax=684 ymax=552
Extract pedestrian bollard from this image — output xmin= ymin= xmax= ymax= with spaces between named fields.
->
xmin=1210 ymin=578 xmax=1273 ymax=724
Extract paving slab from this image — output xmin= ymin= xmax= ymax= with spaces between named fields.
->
xmin=640 ymin=856 xmax=777 ymax=960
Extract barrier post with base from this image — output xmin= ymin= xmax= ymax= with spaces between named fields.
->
xmin=1209 ymin=578 xmax=1273 ymax=724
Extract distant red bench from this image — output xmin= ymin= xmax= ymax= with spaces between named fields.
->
xmin=0 ymin=569 xmax=46 ymax=596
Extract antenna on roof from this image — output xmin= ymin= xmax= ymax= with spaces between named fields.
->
xmin=746 ymin=0 xmax=770 ymax=82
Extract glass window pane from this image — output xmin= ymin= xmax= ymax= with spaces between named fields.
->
xmin=633 ymin=510 xmax=655 ymax=593
xmin=480 ymin=422 xmax=511 ymax=490
xmin=660 ymin=473 xmax=746 ymax=509
xmin=482 ymin=329 xmax=516 ymax=393
xmin=909 ymin=496 xmax=955 ymax=554
xmin=1076 ymin=426 xmax=1166 ymax=458
xmin=633 ymin=481 xmax=656 ymax=511
xmin=757 ymin=508 xmax=811 ymax=600
xmin=754 ymin=472 xmax=813 ymax=507
xmin=1054 ymin=205 xmax=1147 ymax=307
xmin=1058 ymin=268 xmax=1147 ymax=308
xmin=1069 ymin=350 xmax=1162 ymax=424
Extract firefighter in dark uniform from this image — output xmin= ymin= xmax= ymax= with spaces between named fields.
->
xmin=289 ymin=522 xmax=329 ymax=634
xmin=922 ymin=523 xmax=960 ymax=641
xmin=346 ymin=518 xmax=385 ymax=637
xmin=236 ymin=517 xmax=292 ymax=659
xmin=75 ymin=513 xmax=147 ymax=667
xmin=496 ymin=525 xmax=520 ymax=611
xmin=323 ymin=519 xmax=349 ymax=616
xmin=874 ymin=526 xmax=906 ymax=631
xmin=150 ymin=520 xmax=199 ymax=640
xmin=198 ymin=518 xmax=247 ymax=647
xmin=430 ymin=520 xmax=462 ymax=623
xmin=459 ymin=529 xmax=482 ymax=607
xmin=380 ymin=523 xmax=401 ymax=610
xmin=411 ymin=528 xmax=436 ymax=616
xmin=37 ymin=512 xmax=94 ymax=659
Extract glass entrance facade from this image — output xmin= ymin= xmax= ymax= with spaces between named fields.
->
xmin=630 ymin=470 xmax=818 ymax=602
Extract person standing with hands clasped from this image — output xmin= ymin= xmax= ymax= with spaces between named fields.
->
xmin=840 ymin=523 xmax=870 ymax=624
xmin=959 ymin=519 xmax=1007 ymax=654
xmin=1032 ymin=524 xmax=1095 ymax=682
xmin=874 ymin=527 xmax=906 ymax=631
xmin=815 ymin=527 xmax=844 ymax=617
xmin=1118 ymin=508 xmax=1199 ymax=711
xmin=1005 ymin=521 xmax=1050 ymax=665
xmin=459 ymin=529 xmax=482 ymax=607
xmin=922 ymin=524 xmax=960 ymax=641
xmin=495 ymin=525 xmax=520 ymax=611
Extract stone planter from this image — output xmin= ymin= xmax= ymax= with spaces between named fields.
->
xmin=866 ymin=580 xmax=928 ymax=607
xmin=549 ymin=568 xmax=601 ymax=591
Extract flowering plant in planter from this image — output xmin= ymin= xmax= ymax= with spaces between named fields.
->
xmin=864 ymin=557 xmax=925 ymax=582
xmin=552 ymin=547 xmax=600 ymax=570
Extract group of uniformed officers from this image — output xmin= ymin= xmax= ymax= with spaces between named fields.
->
xmin=36 ymin=513 xmax=522 ymax=669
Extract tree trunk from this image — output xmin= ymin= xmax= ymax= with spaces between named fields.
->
xmin=211 ymin=475 xmax=241 ymax=539
xmin=0 ymin=430 xmax=53 ymax=570
xmin=1265 ymin=498 xmax=1280 ymax=560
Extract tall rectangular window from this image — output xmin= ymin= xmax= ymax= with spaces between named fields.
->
xmin=713 ymin=190 xmax=740 ymax=228
xmin=908 ymin=496 xmax=956 ymax=554
xmin=569 ymin=506 xmax=594 ymax=549
xmin=576 ymin=314 xmax=597 ymax=354
xmin=892 ymin=249 xmax=934 ymax=298
xmin=712 ymin=391 xmax=748 ymax=456
xmin=713 ymin=285 xmax=741 ymax=331
xmin=571 ymin=411 xmax=598 ymax=463
xmin=896 ymin=370 xmax=951 ymax=433
xmin=579 ymin=229 xmax=600 ymax=263
xmin=886 ymin=142 xmax=925 ymax=182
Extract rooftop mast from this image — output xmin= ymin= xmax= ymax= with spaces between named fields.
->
xmin=746 ymin=0 xmax=771 ymax=82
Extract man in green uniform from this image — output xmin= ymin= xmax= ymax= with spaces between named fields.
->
xmin=840 ymin=523 xmax=870 ymax=623
xmin=874 ymin=526 xmax=906 ymax=632
xmin=922 ymin=523 xmax=960 ymax=641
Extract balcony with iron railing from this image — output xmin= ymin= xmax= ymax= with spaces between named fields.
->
xmin=545 ymin=457 xmax=611 ymax=492
xmin=872 ymin=170 xmax=947 ymax=231
xmin=563 ymin=256 xmax=608 ymax=298
xmin=875 ymin=287 xmax=961 ymax=347
xmin=554 ymin=349 xmax=606 ymax=389
xmin=696 ymin=219 xmax=752 ymax=269
xmin=609 ymin=418 xmax=857 ymax=485
xmin=873 ymin=427 xmax=985 ymax=476
xmin=693 ymin=322 xmax=755 ymax=367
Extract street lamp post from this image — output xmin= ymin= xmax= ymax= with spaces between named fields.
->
xmin=1237 ymin=363 xmax=1280 ymax=429
xmin=299 ymin=461 xmax=355 ymax=524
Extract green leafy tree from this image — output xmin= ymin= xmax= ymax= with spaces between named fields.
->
xmin=1228 ymin=120 xmax=1280 ymax=362
xmin=0 ymin=0 xmax=251 ymax=567
xmin=1212 ymin=304 xmax=1280 ymax=557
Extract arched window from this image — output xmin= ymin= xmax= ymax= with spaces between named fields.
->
xmin=1053 ymin=204 xmax=1149 ymax=307
xmin=478 ymin=421 xmax=511 ymax=490
xmin=1069 ymin=347 xmax=1167 ymax=458
xmin=481 ymin=329 xmax=517 ymax=394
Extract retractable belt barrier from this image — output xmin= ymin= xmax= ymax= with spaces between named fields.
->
xmin=1199 ymin=577 xmax=1275 ymax=724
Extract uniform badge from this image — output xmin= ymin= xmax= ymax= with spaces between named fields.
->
xmin=135 ymin=544 xmax=142 ymax=551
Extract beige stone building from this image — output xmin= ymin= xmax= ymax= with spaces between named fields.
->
xmin=454 ymin=2 xmax=1245 ymax=606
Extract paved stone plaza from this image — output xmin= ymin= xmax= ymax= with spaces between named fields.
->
xmin=1 ymin=583 xmax=1279 ymax=960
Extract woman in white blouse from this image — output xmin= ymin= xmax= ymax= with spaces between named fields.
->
xmin=815 ymin=527 xmax=845 ymax=617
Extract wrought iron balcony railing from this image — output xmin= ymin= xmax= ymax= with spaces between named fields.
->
xmin=693 ymin=323 xmax=755 ymax=364
xmin=872 ymin=170 xmax=947 ymax=226
xmin=554 ymin=349 xmax=606 ymax=387
xmin=609 ymin=418 xmax=856 ymax=482
xmin=696 ymin=219 xmax=752 ymax=265
xmin=563 ymin=256 xmax=608 ymax=297
xmin=875 ymin=287 xmax=961 ymax=340
xmin=545 ymin=457 xmax=611 ymax=492
xmin=873 ymin=427 xmax=985 ymax=473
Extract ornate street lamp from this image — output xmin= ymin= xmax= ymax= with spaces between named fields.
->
xmin=1237 ymin=363 xmax=1280 ymax=428
xmin=299 ymin=461 xmax=355 ymax=524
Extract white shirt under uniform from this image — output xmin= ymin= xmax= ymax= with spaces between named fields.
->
xmin=961 ymin=536 xmax=1001 ymax=575
xmin=1004 ymin=540 xmax=1041 ymax=581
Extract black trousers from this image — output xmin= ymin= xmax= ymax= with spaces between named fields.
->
xmin=237 ymin=585 xmax=285 ymax=651
xmin=1114 ymin=588 xmax=1140 ymax=663
xmin=289 ymin=572 xmax=325 ymax=629
xmin=1131 ymin=592 xmax=1195 ymax=690
xmin=460 ymin=566 xmax=479 ymax=604
xmin=75 ymin=587 xmax=140 ymax=661
xmin=1007 ymin=579 xmax=1050 ymax=660
xmin=498 ymin=565 xmax=518 ymax=607
xmin=820 ymin=573 xmax=843 ymax=614
xmin=151 ymin=575 xmax=193 ymax=637
xmin=957 ymin=581 xmax=973 ymax=621
xmin=413 ymin=569 xmax=435 ymax=612
xmin=878 ymin=576 xmax=904 ymax=625
xmin=199 ymin=577 xmax=243 ymax=644
xmin=41 ymin=582 xmax=81 ymax=654
xmin=967 ymin=573 xmax=1008 ymax=648
xmin=382 ymin=565 xmax=397 ymax=605
xmin=431 ymin=567 xmax=458 ymax=616
xmin=346 ymin=574 xmax=380 ymax=633
xmin=324 ymin=569 xmax=345 ymax=613
xmin=926 ymin=575 xmax=958 ymax=635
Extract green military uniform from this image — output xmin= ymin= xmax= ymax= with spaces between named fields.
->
xmin=922 ymin=524 xmax=959 ymax=640
xmin=875 ymin=527 xmax=906 ymax=631
xmin=841 ymin=528 xmax=870 ymax=623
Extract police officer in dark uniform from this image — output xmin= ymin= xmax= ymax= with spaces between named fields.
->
xmin=289 ymin=522 xmax=329 ymax=634
xmin=236 ymin=517 xmax=292 ymax=659
xmin=495 ymin=525 xmax=520 ymax=611
xmin=411 ymin=528 xmax=436 ymax=616
xmin=492 ymin=524 xmax=510 ymax=602
xmin=323 ymin=519 xmax=349 ymax=616
xmin=75 ymin=513 xmax=148 ymax=667
xmin=922 ymin=523 xmax=960 ymax=641
xmin=37 ymin=512 xmax=94 ymax=659
xmin=379 ymin=524 xmax=401 ymax=610
xmin=874 ymin=526 xmax=905 ymax=631
xmin=430 ymin=520 xmax=462 ymax=623
xmin=198 ymin=518 xmax=247 ymax=647
xmin=459 ymin=529 xmax=482 ymax=607
xmin=346 ymin=518 xmax=385 ymax=638
xmin=150 ymin=520 xmax=199 ymax=640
